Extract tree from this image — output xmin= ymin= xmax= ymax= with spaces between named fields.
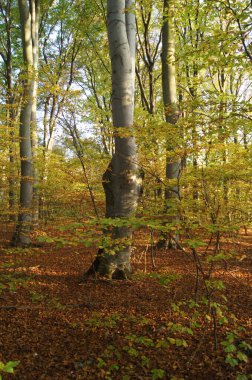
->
xmin=160 ymin=0 xmax=180 ymax=247
xmin=85 ymin=0 xmax=142 ymax=279
xmin=0 ymin=0 xmax=249 ymax=255
xmin=135 ymin=0 xmax=162 ymax=115
xmin=0 ymin=0 xmax=20 ymax=221
xmin=12 ymin=0 xmax=39 ymax=246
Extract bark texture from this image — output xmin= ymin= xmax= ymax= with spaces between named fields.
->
xmin=85 ymin=0 xmax=141 ymax=279
xmin=161 ymin=0 xmax=180 ymax=247
xmin=12 ymin=0 xmax=39 ymax=246
xmin=31 ymin=0 xmax=40 ymax=225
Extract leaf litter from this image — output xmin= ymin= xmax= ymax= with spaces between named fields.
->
xmin=0 ymin=225 xmax=251 ymax=379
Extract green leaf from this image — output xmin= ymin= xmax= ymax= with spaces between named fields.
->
xmin=206 ymin=280 xmax=225 ymax=290
xmin=237 ymin=351 xmax=248 ymax=363
xmin=136 ymin=336 xmax=154 ymax=347
xmin=225 ymin=354 xmax=238 ymax=367
xmin=189 ymin=299 xmax=198 ymax=309
xmin=238 ymin=341 xmax=252 ymax=351
xmin=186 ymin=239 xmax=206 ymax=249
xmin=167 ymin=337 xmax=176 ymax=345
xmin=151 ymin=368 xmax=165 ymax=379
xmin=175 ymin=339 xmax=188 ymax=347
xmin=109 ymin=363 xmax=119 ymax=371
xmin=156 ymin=339 xmax=169 ymax=348
xmin=97 ymin=358 xmax=106 ymax=368
xmin=219 ymin=316 xmax=228 ymax=325
xmin=141 ymin=355 xmax=150 ymax=367
xmin=207 ymin=253 xmax=230 ymax=263
xmin=122 ymin=376 xmax=130 ymax=380
xmin=37 ymin=236 xmax=54 ymax=243
xmin=236 ymin=374 xmax=248 ymax=380
xmin=127 ymin=347 xmax=138 ymax=357
xmin=224 ymin=344 xmax=236 ymax=353
xmin=83 ymin=240 xmax=93 ymax=247
xmin=2 ymin=361 xmax=20 ymax=373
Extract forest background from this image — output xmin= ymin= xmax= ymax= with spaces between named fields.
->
xmin=0 ymin=0 xmax=251 ymax=379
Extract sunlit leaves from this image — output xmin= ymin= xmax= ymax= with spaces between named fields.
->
xmin=0 ymin=360 xmax=20 ymax=379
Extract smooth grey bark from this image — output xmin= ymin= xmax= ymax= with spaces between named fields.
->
xmin=85 ymin=0 xmax=142 ymax=279
xmin=161 ymin=0 xmax=180 ymax=246
xmin=12 ymin=0 xmax=39 ymax=246
xmin=31 ymin=0 xmax=40 ymax=224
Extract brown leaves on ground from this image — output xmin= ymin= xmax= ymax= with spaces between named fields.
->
xmin=0 ymin=225 xmax=251 ymax=380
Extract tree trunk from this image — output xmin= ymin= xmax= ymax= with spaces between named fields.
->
xmin=12 ymin=0 xmax=38 ymax=246
xmin=85 ymin=0 xmax=142 ymax=279
xmin=161 ymin=0 xmax=180 ymax=248
xmin=31 ymin=0 xmax=40 ymax=225
xmin=2 ymin=0 xmax=17 ymax=221
xmin=6 ymin=67 xmax=17 ymax=222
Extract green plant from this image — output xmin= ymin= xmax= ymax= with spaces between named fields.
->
xmin=221 ymin=332 xmax=251 ymax=368
xmin=47 ymin=297 xmax=65 ymax=309
xmin=151 ymin=368 xmax=165 ymax=379
xmin=29 ymin=291 xmax=46 ymax=302
xmin=0 ymin=274 xmax=29 ymax=293
xmin=148 ymin=273 xmax=180 ymax=287
xmin=0 ymin=360 xmax=20 ymax=379
xmin=125 ymin=334 xmax=154 ymax=347
xmin=236 ymin=374 xmax=252 ymax=380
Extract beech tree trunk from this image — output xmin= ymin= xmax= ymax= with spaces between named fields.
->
xmin=31 ymin=0 xmax=39 ymax=225
xmin=85 ymin=0 xmax=142 ymax=279
xmin=161 ymin=0 xmax=180 ymax=246
xmin=12 ymin=0 xmax=39 ymax=246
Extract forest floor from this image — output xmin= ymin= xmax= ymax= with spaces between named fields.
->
xmin=0 ymin=222 xmax=251 ymax=380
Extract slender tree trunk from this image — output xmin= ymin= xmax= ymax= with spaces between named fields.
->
xmin=2 ymin=0 xmax=17 ymax=221
xmin=85 ymin=0 xmax=142 ymax=279
xmin=12 ymin=0 xmax=38 ymax=246
xmin=31 ymin=0 xmax=40 ymax=225
xmin=161 ymin=0 xmax=180 ymax=247
xmin=6 ymin=74 xmax=16 ymax=222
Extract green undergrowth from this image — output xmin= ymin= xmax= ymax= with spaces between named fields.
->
xmin=0 ymin=257 xmax=32 ymax=294
xmin=81 ymin=305 xmax=251 ymax=380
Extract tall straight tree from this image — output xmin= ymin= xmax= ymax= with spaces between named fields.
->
xmin=31 ymin=0 xmax=40 ymax=224
xmin=85 ymin=0 xmax=142 ymax=279
xmin=161 ymin=0 xmax=180 ymax=246
xmin=0 ymin=0 xmax=18 ymax=221
xmin=13 ymin=0 xmax=39 ymax=246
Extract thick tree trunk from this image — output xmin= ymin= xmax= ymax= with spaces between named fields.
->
xmin=85 ymin=0 xmax=141 ymax=279
xmin=160 ymin=0 xmax=180 ymax=248
xmin=12 ymin=0 xmax=38 ymax=246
